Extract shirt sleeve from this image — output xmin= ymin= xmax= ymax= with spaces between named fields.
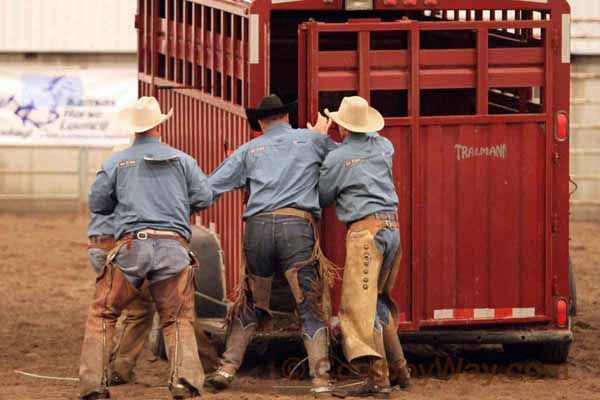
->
xmin=318 ymin=156 xmax=341 ymax=208
xmin=310 ymin=131 xmax=339 ymax=159
xmin=186 ymin=159 xmax=213 ymax=212
xmin=208 ymin=147 xmax=247 ymax=204
xmin=88 ymin=165 xmax=117 ymax=215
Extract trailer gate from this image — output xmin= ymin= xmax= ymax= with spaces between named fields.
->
xmin=298 ymin=16 xmax=556 ymax=330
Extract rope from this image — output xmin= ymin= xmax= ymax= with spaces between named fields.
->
xmin=195 ymin=291 xmax=295 ymax=318
xmin=272 ymin=381 xmax=367 ymax=389
xmin=194 ymin=291 xmax=230 ymax=307
xmin=14 ymin=370 xmax=79 ymax=382
xmin=288 ymin=357 xmax=308 ymax=379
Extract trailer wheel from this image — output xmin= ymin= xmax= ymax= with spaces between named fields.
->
xmin=569 ymin=257 xmax=577 ymax=316
xmin=190 ymin=226 xmax=228 ymax=319
xmin=147 ymin=226 xmax=227 ymax=360
xmin=540 ymin=342 xmax=571 ymax=364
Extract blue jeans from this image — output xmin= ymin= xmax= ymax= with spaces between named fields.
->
xmin=88 ymin=248 xmax=108 ymax=275
xmin=374 ymin=227 xmax=401 ymax=329
xmin=114 ymin=238 xmax=191 ymax=288
xmin=239 ymin=214 xmax=325 ymax=338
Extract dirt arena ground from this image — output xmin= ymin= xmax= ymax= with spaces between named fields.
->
xmin=0 ymin=214 xmax=599 ymax=400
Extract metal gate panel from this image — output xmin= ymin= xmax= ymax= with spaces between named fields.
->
xmin=298 ymin=16 xmax=554 ymax=329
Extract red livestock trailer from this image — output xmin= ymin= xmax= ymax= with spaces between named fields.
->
xmin=137 ymin=0 xmax=574 ymax=362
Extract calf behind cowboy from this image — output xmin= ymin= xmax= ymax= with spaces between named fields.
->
xmin=79 ymin=97 xmax=212 ymax=400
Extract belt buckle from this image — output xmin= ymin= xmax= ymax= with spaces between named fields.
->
xmin=136 ymin=231 xmax=149 ymax=240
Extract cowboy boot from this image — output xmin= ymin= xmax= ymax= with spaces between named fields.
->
xmin=110 ymin=286 xmax=154 ymax=385
xmin=79 ymin=266 xmax=139 ymax=399
xmin=206 ymin=318 xmax=256 ymax=391
xmin=382 ymin=320 xmax=410 ymax=389
xmin=343 ymin=330 xmax=392 ymax=399
xmin=303 ymin=328 xmax=332 ymax=398
xmin=150 ymin=267 xmax=204 ymax=399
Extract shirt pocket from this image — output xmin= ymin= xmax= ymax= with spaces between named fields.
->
xmin=246 ymin=145 xmax=273 ymax=171
xmin=116 ymin=161 xmax=137 ymax=193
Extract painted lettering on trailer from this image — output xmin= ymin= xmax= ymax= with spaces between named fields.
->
xmin=454 ymin=144 xmax=507 ymax=161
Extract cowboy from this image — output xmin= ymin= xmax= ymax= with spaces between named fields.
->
xmin=79 ymin=97 xmax=212 ymax=400
xmin=86 ymin=141 xmax=155 ymax=386
xmin=205 ymin=94 xmax=337 ymax=397
xmin=318 ymin=96 xmax=411 ymax=398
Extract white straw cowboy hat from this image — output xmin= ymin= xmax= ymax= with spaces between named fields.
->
xmin=116 ymin=96 xmax=173 ymax=133
xmin=325 ymin=96 xmax=384 ymax=133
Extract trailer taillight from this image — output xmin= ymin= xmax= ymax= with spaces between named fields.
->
xmin=403 ymin=0 xmax=417 ymax=6
xmin=424 ymin=0 xmax=439 ymax=6
xmin=383 ymin=0 xmax=397 ymax=6
xmin=346 ymin=0 xmax=373 ymax=10
xmin=556 ymin=298 xmax=568 ymax=328
xmin=556 ymin=111 xmax=569 ymax=142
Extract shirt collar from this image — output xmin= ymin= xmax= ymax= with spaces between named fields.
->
xmin=263 ymin=123 xmax=291 ymax=135
xmin=133 ymin=135 xmax=161 ymax=145
xmin=343 ymin=131 xmax=377 ymax=144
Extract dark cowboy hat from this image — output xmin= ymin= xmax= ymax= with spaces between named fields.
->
xmin=245 ymin=94 xmax=297 ymax=132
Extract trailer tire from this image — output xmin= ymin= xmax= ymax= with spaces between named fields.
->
xmin=540 ymin=342 xmax=571 ymax=364
xmin=147 ymin=226 xmax=227 ymax=360
xmin=190 ymin=226 xmax=228 ymax=319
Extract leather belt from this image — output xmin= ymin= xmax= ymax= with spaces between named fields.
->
xmin=89 ymin=235 xmax=115 ymax=245
xmin=372 ymin=212 xmax=398 ymax=222
xmin=88 ymin=235 xmax=116 ymax=250
xmin=349 ymin=212 xmax=399 ymax=231
xmin=256 ymin=207 xmax=313 ymax=221
xmin=120 ymin=229 xmax=190 ymax=249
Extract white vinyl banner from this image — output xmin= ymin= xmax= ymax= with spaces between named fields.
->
xmin=0 ymin=65 xmax=137 ymax=145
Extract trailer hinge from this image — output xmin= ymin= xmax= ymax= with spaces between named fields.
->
xmin=552 ymin=213 xmax=559 ymax=234
xmin=552 ymin=151 xmax=560 ymax=164
xmin=135 ymin=14 xmax=141 ymax=30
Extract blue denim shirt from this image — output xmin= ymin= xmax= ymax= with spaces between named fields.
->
xmin=87 ymin=212 xmax=114 ymax=238
xmin=208 ymin=123 xmax=337 ymax=219
xmin=319 ymin=132 xmax=399 ymax=223
xmin=88 ymin=136 xmax=212 ymax=241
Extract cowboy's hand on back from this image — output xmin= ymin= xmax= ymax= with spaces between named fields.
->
xmin=307 ymin=112 xmax=332 ymax=135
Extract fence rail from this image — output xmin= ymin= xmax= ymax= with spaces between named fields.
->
xmin=0 ymin=145 xmax=112 ymax=206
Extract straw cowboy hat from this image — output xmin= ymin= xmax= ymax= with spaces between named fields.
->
xmin=116 ymin=96 xmax=173 ymax=133
xmin=325 ymin=96 xmax=384 ymax=133
xmin=245 ymin=94 xmax=297 ymax=131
